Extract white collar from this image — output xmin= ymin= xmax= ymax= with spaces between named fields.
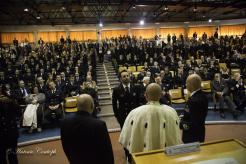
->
xmin=123 ymin=83 xmax=130 ymax=89
xmin=190 ymin=89 xmax=200 ymax=97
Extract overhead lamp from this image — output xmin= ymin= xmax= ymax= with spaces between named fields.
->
xmin=99 ymin=22 xmax=103 ymax=27
xmin=62 ymin=6 xmax=66 ymax=10
xmin=132 ymin=4 xmax=136 ymax=9
xmin=24 ymin=8 xmax=29 ymax=12
xmin=140 ymin=20 xmax=144 ymax=25
xmin=36 ymin=16 xmax=41 ymax=19
xmin=164 ymin=5 xmax=168 ymax=11
xmin=193 ymin=6 xmax=197 ymax=12
xmin=208 ymin=19 xmax=212 ymax=23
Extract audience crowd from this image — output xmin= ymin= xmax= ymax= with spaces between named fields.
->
xmin=0 ymin=31 xmax=245 ymax=133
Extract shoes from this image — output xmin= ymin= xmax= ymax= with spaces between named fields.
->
xmin=37 ymin=127 xmax=42 ymax=132
xmin=220 ymin=112 xmax=225 ymax=119
xmin=28 ymin=127 xmax=33 ymax=134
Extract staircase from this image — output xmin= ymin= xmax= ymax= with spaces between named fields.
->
xmin=96 ymin=62 xmax=121 ymax=132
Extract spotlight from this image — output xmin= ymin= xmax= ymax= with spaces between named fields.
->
xmin=140 ymin=20 xmax=144 ymax=25
xmin=164 ymin=5 xmax=168 ymax=11
xmin=208 ymin=19 xmax=212 ymax=23
xmin=24 ymin=8 xmax=29 ymax=12
xmin=99 ymin=22 xmax=103 ymax=27
xmin=193 ymin=6 xmax=197 ymax=12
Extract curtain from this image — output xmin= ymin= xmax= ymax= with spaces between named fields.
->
xmin=220 ymin=24 xmax=246 ymax=36
xmin=131 ymin=28 xmax=156 ymax=39
xmin=159 ymin=27 xmax=185 ymax=38
xmin=188 ymin=26 xmax=216 ymax=38
xmin=1 ymin=32 xmax=34 ymax=44
xmin=101 ymin=29 xmax=128 ymax=40
xmin=37 ymin=31 xmax=65 ymax=42
xmin=70 ymin=31 xmax=97 ymax=41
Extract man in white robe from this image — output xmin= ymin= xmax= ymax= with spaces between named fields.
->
xmin=119 ymin=83 xmax=182 ymax=155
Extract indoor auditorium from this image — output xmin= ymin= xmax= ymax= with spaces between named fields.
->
xmin=0 ymin=0 xmax=246 ymax=164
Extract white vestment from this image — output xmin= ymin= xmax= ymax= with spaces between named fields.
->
xmin=23 ymin=104 xmax=39 ymax=128
xmin=119 ymin=101 xmax=182 ymax=153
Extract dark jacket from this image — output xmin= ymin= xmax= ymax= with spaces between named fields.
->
xmin=0 ymin=95 xmax=21 ymax=145
xmin=112 ymin=83 xmax=140 ymax=128
xmin=61 ymin=111 xmax=114 ymax=164
xmin=182 ymin=90 xmax=208 ymax=143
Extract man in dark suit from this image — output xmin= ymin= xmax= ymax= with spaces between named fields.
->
xmin=112 ymin=70 xmax=140 ymax=128
xmin=211 ymin=73 xmax=238 ymax=118
xmin=61 ymin=94 xmax=114 ymax=164
xmin=181 ymin=74 xmax=208 ymax=143
xmin=44 ymin=81 xmax=63 ymax=122
xmin=14 ymin=80 xmax=30 ymax=105
xmin=0 ymin=85 xmax=21 ymax=164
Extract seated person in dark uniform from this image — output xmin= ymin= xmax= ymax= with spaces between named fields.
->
xmin=79 ymin=81 xmax=99 ymax=117
xmin=139 ymin=76 xmax=150 ymax=105
xmin=155 ymin=75 xmax=170 ymax=105
xmin=229 ymin=73 xmax=245 ymax=113
xmin=44 ymin=81 xmax=64 ymax=122
xmin=211 ymin=73 xmax=238 ymax=119
xmin=14 ymin=80 xmax=30 ymax=106
xmin=65 ymin=75 xmax=79 ymax=97
xmin=37 ymin=77 xmax=48 ymax=94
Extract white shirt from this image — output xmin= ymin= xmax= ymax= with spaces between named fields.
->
xmin=190 ymin=89 xmax=201 ymax=97
xmin=123 ymin=83 xmax=130 ymax=92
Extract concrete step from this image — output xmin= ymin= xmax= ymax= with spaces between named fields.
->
xmin=97 ymin=79 xmax=107 ymax=82
xmin=98 ymin=105 xmax=114 ymax=114
xmin=98 ymin=86 xmax=110 ymax=90
xmin=97 ymin=82 xmax=110 ymax=86
xmin=97 ymin=71 xmax=115 ymax=74
xmin=98 ymin=96 xmax=111 ymax=100
xmin=109 ymin=79 xmax=119 ymax=82
xmin=99 ymin=100 xmax=112 ymax=106
xmin=98 ymin=90 xmax=111 ymax=94
xmin=107 ymin=76 xmax=118 ymax=79
xmin=99 ymin=116 xmax=120 ymax=129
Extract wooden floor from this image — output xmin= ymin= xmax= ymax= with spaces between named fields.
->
xmin=17 ymin=124 xmax=246 ymax=164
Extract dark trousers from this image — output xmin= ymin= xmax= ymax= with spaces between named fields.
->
xmin=36 ymin=105 xmax=44 ymax=128
xmin=182 ymin=126 xmax=205 ymax=144
xmin=44 ymin=105 xmax=62 ymax=122
xmin=0 ymin=141 xmax=18 ymax=164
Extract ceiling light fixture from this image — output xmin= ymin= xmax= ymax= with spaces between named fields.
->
xmin=24 ymin=8 xmax=29 ymax=12
xmin=193 ymin=6 xmax=197 ymax=12
xmin=62 ymin=6 xmax=66 ymax=10
xmin=140 ymin=20 xmax=144 ymax=25
xmin=99 ymin=22 xmax=103 ymax=27
xmin=36 ymin=16 xmax=41 ymax=19
xmin=133 ymin=5 xmax=136 ymax=9
xmin=164 ymin=5 xmax=168 ymax=11
xmin=208 ymin=19 xmax=212 ymax=23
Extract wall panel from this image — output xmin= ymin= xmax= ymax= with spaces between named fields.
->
xmin=131 ymin=28 xmax=156 ymax=39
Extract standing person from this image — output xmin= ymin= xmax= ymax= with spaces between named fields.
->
xmin=112 ymin=70 xmax=140 ymax=128
xmin=112 ymin=70 xmax=140 ymax=162
xmin=119 ymin=83 xmax=181 ymax=156
xmin=0 ymin=85 xmax=21 ymax=164
xmin=181 ymin=74 xmax=208 ymax=143
xmin=61 ymin=94 xmax=114 ymax=164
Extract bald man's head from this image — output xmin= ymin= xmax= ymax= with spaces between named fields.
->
xmin=186 ymin=74 xmax=202 ymax=93
xmin=145 ymin=83 xmax=162 ymax=102
xmin=77 ymin=94 xmax=94 ymax=114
